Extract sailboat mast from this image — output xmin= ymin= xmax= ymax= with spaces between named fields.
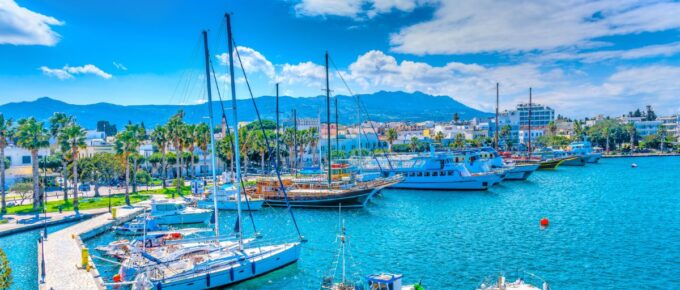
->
xmin=275 ymin=83 xmax=280 ymax=171
xmin=225 ymin=14 xmax=243 ymax=248
xmin=202 ymin=30 xmax=220 ymax=241
xmin=528 ymin=87 xmax=532 ymax=156
xmin=325 ymin=51 xmax=332 ymax=187
xmin=335 ymin=96 xmax=339 ymax=155
xmin=495 ymin=83 xmax=499 ymax=151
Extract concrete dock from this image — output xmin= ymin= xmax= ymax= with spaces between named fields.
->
xmin=0 ymin=209 xmax=107 ymax=237
xmin=37 ymin=206 xmax=142 ymax=290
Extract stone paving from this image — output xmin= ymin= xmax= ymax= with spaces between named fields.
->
xmin=38 ymin=206 xmax=142 ymax=290
xmin=0 ymin=209 xmax=108 ymax=237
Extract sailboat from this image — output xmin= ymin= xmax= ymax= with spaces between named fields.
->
xmin=477 ymin=271 xmax=550 ymax=290
xmin=124 ymin=15 xmax=301 ymax=289
xmin=254 ymin=52 xmax=403 ymax=208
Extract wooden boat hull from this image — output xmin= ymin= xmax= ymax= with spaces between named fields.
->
xmin=264 ymin=187 xmax=377 ymax=208
xmin=537 ymin=158 xmax=565 ymax=170
xmin=560 ymin=156 xmax=586 ymax=166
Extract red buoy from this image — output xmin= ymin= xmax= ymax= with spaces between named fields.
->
xmin=540 ymin=217 xmax=549 ymax=227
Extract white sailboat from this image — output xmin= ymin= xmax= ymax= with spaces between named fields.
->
xmin=127 ymin=15 xmax=301 ymax=289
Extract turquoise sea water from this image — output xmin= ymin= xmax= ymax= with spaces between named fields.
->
xmin=4 ymin=156 xmax=680 ymax=289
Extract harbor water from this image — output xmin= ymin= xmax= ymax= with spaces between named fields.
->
xmin=4 ymin=156 xmax=678 ymax=289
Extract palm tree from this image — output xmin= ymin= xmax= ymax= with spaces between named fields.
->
xmin=385 ymin=128 xmax=398 ymax=152
xmin=573 ymin=121 xmax=584 ymax=141
xmin=282 ymin=128 xmax=296 ymax=169
xmin=124 ymin=124 xmax=145 ymax=193
xmin=48 ymin=112 xmax=73 ymax=202
xmin=166 ymin=111 xmax=185 ymax=197
xmin=195 ymin=123 xmax=210 ymax=176
xmin=14 ymin=118 xmax=50 ymax=211
xmin=0 ymin=114 xmax=12 ymax=215
xmin=434 ymin=131 xmax=445 ymax=144
xmin=184 ymin=124 xmax=197 ymax=178
xmin=500 ymin=124 xmax=512 ymax=151
xmin=307 ymin=127 xmax=319 ymax=165
xmin=115 ymin=129 xmax=138 ymax=205
xmin=60 ymin=123 xmax=86 ymax=213
xmin=409 ymin=136 xmax=418 ymax=152
xmin=150 ymin=125 xmax=168 ymax=187
xmin=239 ymin=128 xmax=253 ymax=174
xmin=625 ymin=122 xmax=636 ymax=150
xmin=251 ymin=130 xmax=267 ymax=172
xmin=547 ymin=121 xmax=557 ymax=136
xmin=603 ymin=125 xmax=611 ymax=153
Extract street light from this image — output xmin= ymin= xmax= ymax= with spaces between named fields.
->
xmin=42 ymin=154 xmax=48 ymax=239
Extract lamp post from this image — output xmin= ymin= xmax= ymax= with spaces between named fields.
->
xmin=42 ymin=154 xmax=48 ymax=239
xmin=40 ymin=236 xmax=46 ymax=283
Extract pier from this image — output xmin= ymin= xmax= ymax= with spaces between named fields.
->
xmin=37 ymin=206 xmax=142 ymax=290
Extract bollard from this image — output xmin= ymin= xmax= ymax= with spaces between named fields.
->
xmin=81 ymin=248 xmax=89 ymax=269
xmin=111 ymin=208 xmax=117 ymax=219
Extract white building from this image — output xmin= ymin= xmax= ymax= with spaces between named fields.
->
xmin=516 ymin=103 xmax=555 ymax=127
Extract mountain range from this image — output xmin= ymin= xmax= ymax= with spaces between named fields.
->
xmin=0 ymin=91 xmax=490 ymax=129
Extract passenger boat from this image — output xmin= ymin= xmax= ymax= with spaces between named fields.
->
xmin=479 ymin=147 xmax=538 ymax=181
xmin=97 ymin=228 xmax=210 ymax=259
xmin=381 ymin=153 xmax=500 ymax=191
xmin=567 ymin=139 xmax=602 ymax=163
xmin=477 ymin=271 xmax=549 ymax=290
xmin=113 ymin=216 xmax=167 ymax=235
xmin=148 ymin=199 xmax=213 ymax=225
xmin=196 ymin=183 xmax=264 ymax=211
xmin=533 ymin=148 xmax=584 ymax=167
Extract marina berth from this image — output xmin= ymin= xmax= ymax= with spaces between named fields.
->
xmin=196 ymin=183 xmax=264 ymax=211
xmin=148 ymin=199 xmax=213 ymax=225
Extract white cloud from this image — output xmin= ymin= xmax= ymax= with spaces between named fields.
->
xmin=0 ymin=0 xmax=64 ymax=46
xmin=294 ymin=0 xmax=431 ymax=18
xmin=39 ymin=64 xmax=112 ymax=80
xmin=215 ymin=46 xmax=275 ymax=79
xmin=390 ymin=0 xmax=680 ymax=55
xmin=345 ymin=50 xmax=555 ymax=110
xmin=277 ymin=61 xmax=326 ymax=86
xmin=39 ymin=66 xmax=72 ymax=80
xmin=540 ymin=42 xmax=680 ymax=63
xmin=113 ymin=62 xmax=128 ymax=71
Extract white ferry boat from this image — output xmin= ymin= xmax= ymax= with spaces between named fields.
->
xmin=149 ymin=200 xmax=213 ymax=225
xmin=383 ymin=152 xmax=502 ymax=191
xmin=567 ymin=139 xmax=602 ymax=163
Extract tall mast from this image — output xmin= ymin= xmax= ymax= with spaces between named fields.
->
xmin=225 ymin=14 xmax=243 ymax=248
xmin=275 ymin=83 xmax=280 ymax=171
xmin=325 ymin=51 xmax=332 ymax=187
xmin=495 ymin=82 xmax=499 ymax=151
xmin=293 ymin=109 xmax=297 ymax=172
xmin=528 ymin=87 xmax=532 ymax=156
xmin=335 ymin=96 xmax=339 ymax=155
xmin=202 ymin=30 xmax=220 ymax=240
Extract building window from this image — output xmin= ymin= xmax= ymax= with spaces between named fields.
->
xmin=417 ymin=172 xmax=422 ymax=177
xmin=433 ymin=172 xmax=439 ymax=177
xmin=425 ymin=172 xmax=430 ymax=177
xmin=22 ymin=155 xmax=31 ymax=164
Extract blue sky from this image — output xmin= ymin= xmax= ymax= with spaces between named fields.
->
xmin=1 ymin=0 xmax=680 ymax=117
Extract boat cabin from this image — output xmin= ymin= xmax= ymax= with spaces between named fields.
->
xmin=366 ymin=273 xmax=403 ymax=290
xmin=150 ymin=201 xmax=186 ymax=215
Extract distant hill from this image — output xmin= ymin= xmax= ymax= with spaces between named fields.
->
xmin=0 ymin=91 xmax=490 ymax=129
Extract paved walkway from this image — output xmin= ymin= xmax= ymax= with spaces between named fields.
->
xmin=38 ymin=206 xmax=143 ymax=290
xmin=0 ymin=209 xmax=109 ymax=237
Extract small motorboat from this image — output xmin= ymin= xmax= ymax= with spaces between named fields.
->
xmin=148 ymin=199 xmax=213 ymax=225
xmin=631 ymin=163 xmax=638 ymax=168
xmin=113 ymin=217 xmax=167 ymax=235
xmin=477 ymin=272 xmax=549 ymax=290
xmin=196 ymin=183 xmax=264 ymax=211
xmin=366 ymin=273 xmax=425 ymax=290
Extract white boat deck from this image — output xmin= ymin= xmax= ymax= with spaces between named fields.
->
xmin=38 ymin=206 xmax=143 ymax=290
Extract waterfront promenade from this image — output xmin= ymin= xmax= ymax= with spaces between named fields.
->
xmin=0 ymin=209 xmax=107 ymax=237
xmin=37 ymin=206 xmax=142 ymax=290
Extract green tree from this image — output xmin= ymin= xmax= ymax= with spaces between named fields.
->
xmin=385 ymin=128 xmax=398 ymax=152
xmin=625 ymin=122 xmax=637 ymax=150
xmin=14 ymin=118 xmax=50 ymax=211
xmin=195 ymin=122 xmax=211 ymax=176
xmin=166 ymin=111 xmax=185 ymax=196
xmin=434 ymin=131 xmax=445 ymax=144
xmin=115 ymin=128 xmax=138 ymax=205
xmin=60 ymin=123 xmax=86 ymax=213
xmin=183 ymin=124 xmax=197 ymax=178
xmin=547 ymin=121 xmax=557 ymax=136
xmin=48 ymin=112 xmax=73 ymax=202
xmin=409 ymin=136 xmax=419 ymax=152
xmin=79 ymin=153 xmax=123 ymax=196
xmin=150 ymin=125 xmax=168 ymax=187
xmin=452 ymin=133 xmax=465 ymax=149
xmin=0 ymin=247 xmax=12 ymax=289
xmin=573 ymin=121 xmax=584 ymax=141
xmin=0 ymin=114 xmax=12 ymax=215
xmin=500 ymin=124 xmax=512 ymax=150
